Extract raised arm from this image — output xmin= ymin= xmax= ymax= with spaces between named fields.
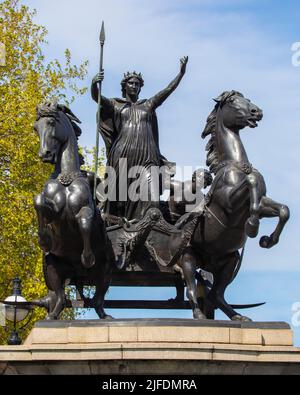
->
xmin=91 ymin=71 xmax=114 ymax=111
xmin=148 ymin=56 xmax=188 ymax=110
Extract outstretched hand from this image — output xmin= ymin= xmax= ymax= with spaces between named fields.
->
xmin=180 ymin=56 xmax=189 ymax=75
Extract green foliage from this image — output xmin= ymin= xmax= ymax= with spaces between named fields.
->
xmin=0 ymin=0 xmax=89 ymax=343
xmin=79 ymin=146 xmax=106 ymax=177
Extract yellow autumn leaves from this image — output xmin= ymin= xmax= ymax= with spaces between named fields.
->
xmin=0 ymin=0 xmax=88 ymax=343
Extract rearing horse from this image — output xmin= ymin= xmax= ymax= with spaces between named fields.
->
xmin=34 ymin=102 xmax=113 ymax=319
xmin=177 ymin=91 xmax=290 ymax=321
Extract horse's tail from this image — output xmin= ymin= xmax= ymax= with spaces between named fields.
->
xmin=229 ymin=244 xmax=246 ymax=285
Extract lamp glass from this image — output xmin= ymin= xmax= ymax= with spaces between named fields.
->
xmin=5 ymin=296 xmax=29 ymax=322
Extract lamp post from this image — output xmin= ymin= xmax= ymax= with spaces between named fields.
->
xmin=4 ymin=278 xmax=30 ymax=345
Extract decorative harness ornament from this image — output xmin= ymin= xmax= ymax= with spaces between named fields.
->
xmin=53 ymin=171 xmax=86 ymax=186
xmin=216 ymin=161 xmax=253 ymax=175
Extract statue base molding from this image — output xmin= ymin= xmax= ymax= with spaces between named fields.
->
xmin=1 ymin=319 xmax=300 ymax=375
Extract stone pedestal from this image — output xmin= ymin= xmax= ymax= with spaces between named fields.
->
xmin=1 ymin=319 xmax=300 ymax=375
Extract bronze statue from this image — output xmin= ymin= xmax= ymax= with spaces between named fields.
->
xmin=33 ymin=102 xmax=113 ymax=319
xmin=113 ymin=91 xmax=289 ymax=322
xmin=33 ymin=102 xmax=163 ymax=318
xmin=91 ymin=57 xmax=188 ymax=221
xmin=30 ymin=25 xmax=289 ymax=323
xmin=164 ymin=91 xmax=290 ymax=320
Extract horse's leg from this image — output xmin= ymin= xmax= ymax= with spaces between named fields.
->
xmin=245 ymin=173 xmax=261 ymax=238
xmin=93 ymin=276 xmax=112 ymax=319
xmin=259 ymin=196 xmax=290 ymax=249
xmin=180 ymin=248 xmax=206 ymax=319
xmin=75 ymin=206 xmax=96 ymax=269
xmin=174 ymin=277 xmax=185 ymax=302
xmin=208 ymin=253 xmax=251 ymax=321
xmin=167 ymin=265 xmax=185 ymax=302
xmin=34 ymin=183 xmax=65 ymax=251
xmin=44 ymin=254 xmax=66 ymax=320
xmin=34 ymin=194 xmax=52 ymax=251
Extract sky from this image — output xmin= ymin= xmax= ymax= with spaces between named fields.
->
xmin=20 ymin=0 xmax=300 ymax=344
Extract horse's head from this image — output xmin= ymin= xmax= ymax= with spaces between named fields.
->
xmin=35 ymin=102 xmax=82 ymax=165
xmin=35 ymin=102 xmax=67 ymax=164
xmin=202 ymin=91 xmax=264 ymax=174
xmin=215 ymin=91 xmax=263 ymax=131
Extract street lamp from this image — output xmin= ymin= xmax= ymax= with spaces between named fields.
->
xmin=4 ymin=278 xmax=31 ymax=345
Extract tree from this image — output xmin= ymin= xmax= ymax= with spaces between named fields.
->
xmin=80 ymin=146 xmax=106 ymax=176
xmin=0 ymin=0 xmax=89 ymax=343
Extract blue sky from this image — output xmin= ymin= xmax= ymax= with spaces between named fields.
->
xmin=21 ymin=0 xmax=300 ymax=344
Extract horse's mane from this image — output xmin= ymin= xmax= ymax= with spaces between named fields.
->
xmin=36 ymin=102 xmax=82 ymax=139
xmin=59 ymin=104 xmax=82 ymax=139
xmin=201 ymin=90 xmax=244 ymax=174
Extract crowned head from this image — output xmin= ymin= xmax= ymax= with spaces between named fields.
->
xmin=121 ymin=71 xmax=144 ymax=98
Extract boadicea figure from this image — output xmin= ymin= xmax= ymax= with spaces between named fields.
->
xmin=91 ymin=57 xmax=188 ymax=221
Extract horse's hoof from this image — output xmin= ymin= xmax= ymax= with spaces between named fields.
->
xmin=231 ymin=314 xmax=252 ymax=322
xmin=103 ymin=314 xmax=113 ymax=320
xmin=97 ymin=311 xmax=113 ymax=320
xmin=259 ymin=235 xmax=271 ymax=248
xmin=81 ymin=253 xmax=95 ymax=269
xmin=260 ymin=235 xmax=278 ymax=249
xmin=245 ymin=217 xmax=259 ymax=238
xmin=193 ymin=310 xmax=207 ymax=320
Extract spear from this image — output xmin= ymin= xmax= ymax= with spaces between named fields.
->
xmin=93 ymin=21 xmax=105 ymax=201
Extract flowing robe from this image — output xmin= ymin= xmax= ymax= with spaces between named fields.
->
xmin=93 ymin=73 xmax=183 ymax=220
